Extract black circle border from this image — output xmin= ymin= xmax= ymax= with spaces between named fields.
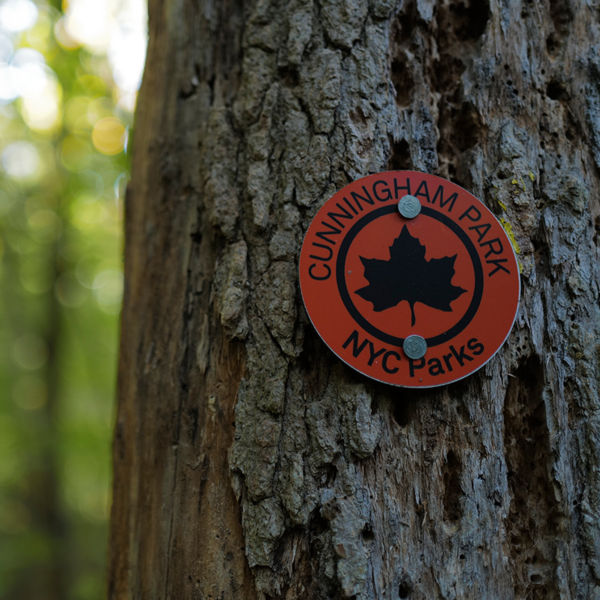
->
xmin=335 ymin=204 xmax=484 ymax=348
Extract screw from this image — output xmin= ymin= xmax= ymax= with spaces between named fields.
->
xmin=397 ymin=195 xmax=421 ymax=219
xmin=403 ymin=335 xmax=427 ymax=359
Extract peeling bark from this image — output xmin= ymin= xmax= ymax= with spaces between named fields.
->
xmin=109 ymin=0 xmax=600 ymax=598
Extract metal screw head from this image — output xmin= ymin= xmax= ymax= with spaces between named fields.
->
xmin=403 ymin=335 xmax=427 ymax=359
xmin=397 ymin=195 xmax=421 ymax=219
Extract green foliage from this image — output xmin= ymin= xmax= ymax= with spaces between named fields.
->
xmin=0 ymin=1 xmax=141 ymax=597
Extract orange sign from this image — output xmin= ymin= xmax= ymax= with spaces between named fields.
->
xmin=299 ymin=171 xmax=520 ymax=387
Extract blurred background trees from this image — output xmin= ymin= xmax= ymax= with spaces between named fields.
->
xmin=0 ymin=0 xmax=146 ymax=597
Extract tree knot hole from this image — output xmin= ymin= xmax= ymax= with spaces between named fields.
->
xmin=388 ymin=139 xmax=412 ymax=171
xmin=392 ymin=397 xmax=417 ymax=428
xmin=398 ymin=575 xmax=413 ymax=598
xmin=443 ymin=449 xmax=464 ymax=522
xmin=448 ymin=0 xmax=490 ymax=41
xmin=361 ymin=522 xmax=375 ymax=541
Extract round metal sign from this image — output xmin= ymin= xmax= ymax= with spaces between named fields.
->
xmin=299 ymin=171 xmax=520 ymax=388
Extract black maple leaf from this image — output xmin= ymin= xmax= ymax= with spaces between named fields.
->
xmin=355 ymin=226 xmax=466 ymax=326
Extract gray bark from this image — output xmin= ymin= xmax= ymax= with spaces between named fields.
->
xmin=109 ymin=0 xmax=600 ymax=598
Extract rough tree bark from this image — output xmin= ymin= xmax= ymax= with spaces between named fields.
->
xmin=109 ymin=0 xmax=600 ymax=598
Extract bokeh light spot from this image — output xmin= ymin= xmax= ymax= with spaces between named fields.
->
xmin=0 ymin=47 xmax=45 ymax=102
xmin=53 ymin=15 xmax=79 ymax=49
xmin=71 ymin=195 xmax=109 ymax=230
xmin=92 ymin=269 xmax=123 ymax=312
xmin=11 ymin=333 xmax=48 ymax=371
xmin=64 ymin=0 xmax=110 ymax=53
xmin=91 ymin=116 xmax=125 ymax=155
xmin=0 ymin=0 xmax=38 ymax=33
xmin=1 ymin=141 xmax=40 ymax=179
xmin=0 ymin=32 xmax=13 ymax=61
xmin=20 ymin=73 xmax=62 ymax=132
xmin=55 ymin=272 xmax=86 ymax=307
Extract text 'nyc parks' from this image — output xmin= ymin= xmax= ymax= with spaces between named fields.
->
xmin=299 ymin=171 xmax=520 ymax=388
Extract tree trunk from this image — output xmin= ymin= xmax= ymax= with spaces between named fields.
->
xmin=109 ymin=0 xmax=600 ymax=598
